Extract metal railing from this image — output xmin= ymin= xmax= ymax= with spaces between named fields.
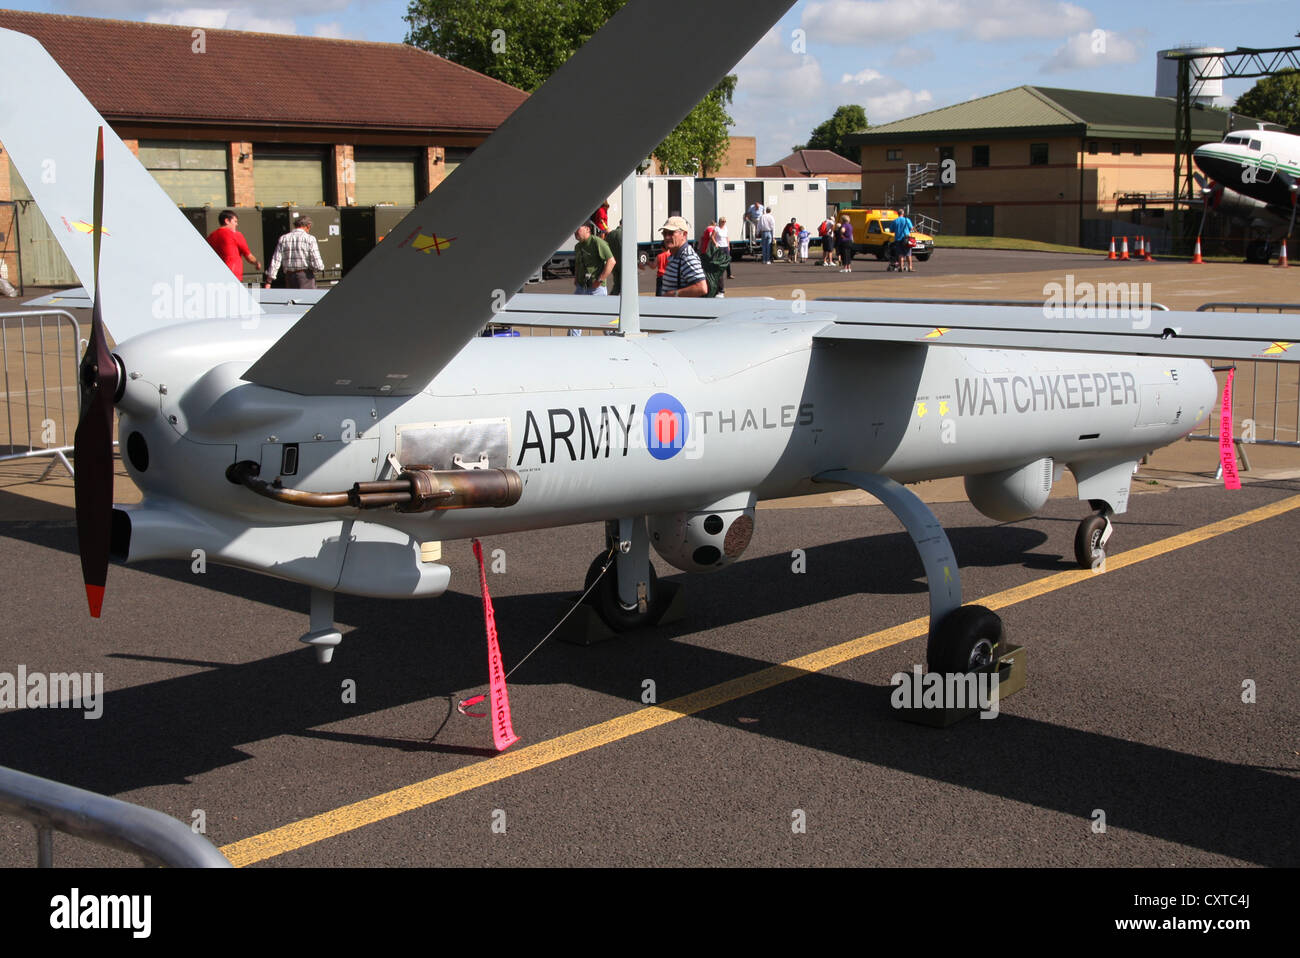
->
xmin=1 ymin=309 xmax=81 ymax=479
xmin=0 ymin=765 xmax=231 ymax=867
xmin=1188 ymin=303 xmax=1300 ymax=470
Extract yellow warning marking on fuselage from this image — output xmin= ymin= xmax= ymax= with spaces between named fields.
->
xmin=923 ymin=327 xmax=949 ymax=339
xmin=1263 ymin=342 xmax=1293 ymax=355
xmin=916 ymin=401 xmax=928 ymax=418
xmin=220 ymin=493 xmax=1300 ymax=867
xmin=939 ymin=401 xmax=949 ymax=416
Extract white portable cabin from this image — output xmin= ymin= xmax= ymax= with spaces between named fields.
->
xmin=697 ymin=177 xmax=831 ymax=250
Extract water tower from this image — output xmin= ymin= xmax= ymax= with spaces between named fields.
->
xmin=1157 ymin=45 xmax=1230 ymax=107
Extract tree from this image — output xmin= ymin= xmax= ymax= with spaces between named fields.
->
xmin=652 ymin=76 xmax=737 ymax=176
xmin=404 ymin=0 xmax=624 ymax=93
xmin=1233 ymin=71 xmax=1300 ymax=131
xmin=405 ymin=0 xmax=736 ymax=174
xmin=794 ymin=105 xmax=869 ymax=161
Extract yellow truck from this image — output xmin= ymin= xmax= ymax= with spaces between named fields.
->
xmin=841 ymin=209 xmax=934 ymax=262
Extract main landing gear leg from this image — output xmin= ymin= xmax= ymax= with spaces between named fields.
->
xmin=814 ymin=469 xmax=1005 ymax=674
xmin=584 ymin=517 xmax=663 ymax=632
xmin=1074 ymin=501 xmax=1114 ymax=571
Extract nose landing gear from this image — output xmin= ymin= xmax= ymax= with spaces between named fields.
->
xmin=1074 ymin=502 xmax=1114 ymax=570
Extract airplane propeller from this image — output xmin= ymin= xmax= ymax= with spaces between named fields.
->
xmin=73 ymin=127 xmax=119 ymax=617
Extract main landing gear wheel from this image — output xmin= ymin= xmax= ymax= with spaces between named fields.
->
xmin=928 ymin=605 xmax=1003 ymax=675
xmin=584 ymin=553 xmax=658 ymax=632
xmin=1074 ymin=512 xmax=1111 ymax=569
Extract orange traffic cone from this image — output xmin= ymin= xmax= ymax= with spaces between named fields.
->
xmin=1142 ymin=236 xmax=1154 ymax=261
xmin=1276 ymin=239 xmax=1290 ymax=268
xmin=1119 ymin=236 xmax=1130 ymax=260
xmin=1107 ymin=237 xmax=1117 ymax=260
xmin=1135 ymin=236 xmax=1144 ymax=259
xmin=1191 ymin=236 xmax=1204 ymax=264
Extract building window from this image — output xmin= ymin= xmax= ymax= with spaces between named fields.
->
xmin=971 ymin=145 xmax=989 ymax=167
xmin=783 ymin=183 xmax=795 ymax=191
xmin=1133 ymin=143 xmax=1142 ymax=156
xmin=1029 ymin=143 xmax=1048 ymax=165
xmin=886 ymin=149 xmax=903 ymax=161
xmin=723 ymin=183 xmax=736 ymax=191
xmin=745 ymin=158 xmax=754 ymax=166
xmin=1111 ymin=142 xmax=1122 ymax=155
xmin=1088 ymin=141 xmax=1099 ymax=154
xmin=808 ymin=183 xmax=820 ymax=191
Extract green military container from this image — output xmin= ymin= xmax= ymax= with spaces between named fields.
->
xmin=261 ymin=206 xmax=342 ymax=286
xmin=181 ymin=207 xmax=263 ymax=284
xmin=340 ymin=205 xmax=414 ymax=275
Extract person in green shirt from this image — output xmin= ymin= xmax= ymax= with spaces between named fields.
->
xmin=573 ymin=221 xmax=615 ymax=296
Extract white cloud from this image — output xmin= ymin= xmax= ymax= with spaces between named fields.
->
xmin=803 ymin=0 xmax=1093 ymax=45
xmin=865 ymin=88 xmax=935 ymax=122
xmin=841 ymin=67 xmax=885 ymax=85
xmin=1041 ymin=29 xmax=1141 ymax=72
xmin=144 ymin=8 xmax=297 ymax=34
xmin=312 ymin=21 xmax=349 ymax=39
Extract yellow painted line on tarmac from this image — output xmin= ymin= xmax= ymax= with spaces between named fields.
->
xmin=220 ymin=493 xmax=1300 ymax=866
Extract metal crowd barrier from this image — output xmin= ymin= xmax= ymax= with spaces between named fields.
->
xmin=0 ymin=309 xmax=81 ymax=479
xmin=0 ymin=764 xmax=231 ymax=867
xmin=1188 ymin=303 xmax=1300 ymax=471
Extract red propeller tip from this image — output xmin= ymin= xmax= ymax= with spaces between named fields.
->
xmin=85 ymin=585 xmax=105 ymax=618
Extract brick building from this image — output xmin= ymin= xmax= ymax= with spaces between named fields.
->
xmin=848 ymin=85 xmax=1265 ymax=247
xmin=0 ymin=10 xmax=526 ymax=283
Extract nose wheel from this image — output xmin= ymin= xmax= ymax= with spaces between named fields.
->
xmin=1074 ymin=507 xmax=1114 ymax=570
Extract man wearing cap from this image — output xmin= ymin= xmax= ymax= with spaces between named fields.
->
xmin=573 ymin=220 xmax=616 ymax=295
xmin=659 ymin=215 xmax=706 ymax=298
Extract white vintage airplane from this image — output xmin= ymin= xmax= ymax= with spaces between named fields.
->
xmin=2 ymin=0 xmax=1297 ymax=677
xmin=1193 ymin=127 xmax=1299 ymax=261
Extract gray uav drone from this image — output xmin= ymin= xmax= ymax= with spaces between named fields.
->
xmin=1 ymin=0 xmax=1293 ymax=677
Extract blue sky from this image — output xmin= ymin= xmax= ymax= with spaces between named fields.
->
xmin=10 ymin=0 xmax=1297 ymax=161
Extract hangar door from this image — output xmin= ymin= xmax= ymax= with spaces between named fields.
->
xmin=138 ymin=140 xmax=229 ymax=207
xmin=354 ymin=148 xmax=418 ymax=206
xmin=254 ymin=148 xmax=328 ymax=207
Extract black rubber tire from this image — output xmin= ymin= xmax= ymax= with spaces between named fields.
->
xmin=1074 ymin=513 xmax=1108 ymax=569
xmin=585 ymin=553 xmax=658 ymax=632
xmin=915 ymin=252 xmax=931 ymax=262
xmin=928 ymin=605 xmax=1003 ymax=674
xmin=636 ymin=249 xmax=650 ymax=267
xmin=874 ymin=250 xmax=886 ymax=260
xmin=773 ymin=246 xmax=787 ymax=262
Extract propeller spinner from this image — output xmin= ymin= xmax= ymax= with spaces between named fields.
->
xmin=73 ymin=127 xmax=119 ymax=617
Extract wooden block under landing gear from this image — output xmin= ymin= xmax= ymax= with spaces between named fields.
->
xmin=554 ymin=579 xmax=686 ymax=646
xmin=895 ymin=643 xmax=1026 ymax=728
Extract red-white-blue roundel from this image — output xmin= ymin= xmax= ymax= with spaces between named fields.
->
xmin=644 ymin=392 xmax=689 ymax=460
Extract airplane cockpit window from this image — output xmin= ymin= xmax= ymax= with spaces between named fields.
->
xmin=1225 ymin=134 xmax=1248 ymax=145
xmin=1249 ymin=139 xmax=1262 ymax=151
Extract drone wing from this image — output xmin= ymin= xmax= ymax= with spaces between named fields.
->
xmin=242 ymin=0 xmax=797 ymax=396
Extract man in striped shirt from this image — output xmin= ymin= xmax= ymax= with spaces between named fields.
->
xmin=659 ymin=216 xmax=706 ymax=298
xmin=264 ymin=216 xmax=325 ymax=289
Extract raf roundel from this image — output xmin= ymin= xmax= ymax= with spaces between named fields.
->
xmin=643 ymin=392 xmax=689 ymax=461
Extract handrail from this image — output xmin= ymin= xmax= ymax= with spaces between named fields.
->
xmin=0 ymin=764 xmax=232 ymax=867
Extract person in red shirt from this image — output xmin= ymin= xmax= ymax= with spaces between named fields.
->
xmin=207 ymin=210 xmax=261 ymax=280
xmin=655 ymin=247 xmax=671 ymax=296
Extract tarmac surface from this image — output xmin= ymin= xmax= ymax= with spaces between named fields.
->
xmin=1 ymin=249 xmax=1298 ymax=869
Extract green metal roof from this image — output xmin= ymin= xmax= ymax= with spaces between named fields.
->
xmin=849 ymin=85 xmax=1254 ymax=144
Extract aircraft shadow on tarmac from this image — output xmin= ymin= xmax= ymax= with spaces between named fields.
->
xmin=1 ymin=512 xmax=1296 ymax=866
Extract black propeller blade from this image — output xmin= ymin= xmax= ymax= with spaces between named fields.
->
xmin=73 ymin=127 xmax=117 ymax=617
